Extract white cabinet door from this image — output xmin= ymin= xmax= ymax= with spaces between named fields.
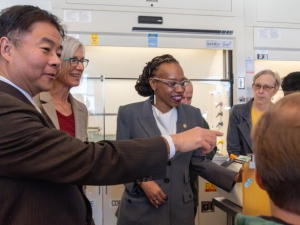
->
xmin=102 ymin=185 xmax=125 ymax=225
xmin=66 ymin=0 xmax=232 ymax=11
xmin=86 ymin=186 xmax=103 ymax=225
xmin=71 ymin=76 xmax=105 ymax=225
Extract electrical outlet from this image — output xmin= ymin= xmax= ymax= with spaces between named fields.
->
xmin=201 ymin=201 xmax=214 ymax=213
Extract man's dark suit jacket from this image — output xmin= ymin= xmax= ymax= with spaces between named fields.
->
xmin=0 ymin=81 xmax=168 ymax=225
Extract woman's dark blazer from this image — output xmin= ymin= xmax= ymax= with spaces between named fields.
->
xmin=227 ymin=98 xmax=254 ymax=156
xmin=116 ymin=97 xmax=237 ymax=225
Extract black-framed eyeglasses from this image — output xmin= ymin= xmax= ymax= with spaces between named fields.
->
xmin=252 ymin=83 xmax=275 ymax=92
xmin=63 ymin=58 xmax=89 ymax=68
xmin=153 ymin=77 xmax=190 ymax=89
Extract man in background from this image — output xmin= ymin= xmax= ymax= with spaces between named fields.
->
xmin=235 ymin=93 xmax=300 ymax=225
xmin=181 ymin=82 xmax=218 ymax=217
xmin=281 ymin=71 xmax=300 ymax=96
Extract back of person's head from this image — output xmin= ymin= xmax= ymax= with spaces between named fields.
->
xmin=251 ymin=93 xmax=300 ymax=215
xmin=60 ymin=35 xmax=84 ymax=74
xmin=135 ymin=54 xmax=179 ymax=97
xmin=0 ymin=5 xmax=65 ymax=47
xmin=253 ymin=69 xmax=281 ymax=88
xmin=281 ymin=71 xmax=300 ymax=96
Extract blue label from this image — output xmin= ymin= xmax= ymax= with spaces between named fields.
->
xmin=244 ymin=178 xmax=253 ymax=188
xmin=148 ymin=34 xmax=158 ymax=47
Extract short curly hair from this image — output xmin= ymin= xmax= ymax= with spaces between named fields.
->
xmin=135 ymin=54 xmax=179 ymax=97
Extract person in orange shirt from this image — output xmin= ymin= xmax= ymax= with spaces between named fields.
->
xmin=227 ymin=69 xmax=280 ymax=156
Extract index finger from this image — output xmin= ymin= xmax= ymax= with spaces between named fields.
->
xmin=210 ymin=130 xmax=223 ymax=137
xmin=204 ymin=130 xmax=223 ymax=138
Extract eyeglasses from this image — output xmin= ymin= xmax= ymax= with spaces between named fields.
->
xmin=63 ymin=58 xmax=89 ymax=68
xmin=252 ymin=83 xmax=275 ymax=92
xmin=153 ymin=77 xmax=190 ymax=89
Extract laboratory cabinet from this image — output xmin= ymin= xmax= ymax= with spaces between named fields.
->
xmin=245 ymin=0 xmax=300 ymax=28
xmin=61 ymin=0 xmax=243 ymax=17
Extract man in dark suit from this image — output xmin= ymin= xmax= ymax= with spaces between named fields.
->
xmin=0 ymin=5 xmax=222 ymax=225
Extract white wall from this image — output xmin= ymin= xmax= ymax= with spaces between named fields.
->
xmin=0 ymin=0 xmax=51 ymax=11
xmin=243 ymin=0 xmax=300 ymax=103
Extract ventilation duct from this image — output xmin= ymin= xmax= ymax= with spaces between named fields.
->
xmin=132 ymin=27 xmax=233 ymax=35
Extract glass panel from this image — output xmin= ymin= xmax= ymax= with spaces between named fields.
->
xmin=84 ymin=46 xmax=225 ymax=79
xmin=70 ymin=76 xmax=105 ymax=225
xmin=71 ymin=76 xmax=105 ymax=141
xmin=104 ymin=79 xmax=146 ymax=140
xmin=191 ymin=80 xmax=231 ymax=156
xmin=104 ymin=115 xmax=117 ymax=141
xmin=103 ymin=78 xmax=231 ymax=156
xmin=105 ymin=79 xmax=146 ymax=114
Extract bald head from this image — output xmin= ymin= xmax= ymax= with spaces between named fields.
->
xmin=181 ymin=82 xmax=193 ymax=105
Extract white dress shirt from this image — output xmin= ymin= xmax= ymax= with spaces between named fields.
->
xmin=152 ymin=105 xmax=177 ymax=158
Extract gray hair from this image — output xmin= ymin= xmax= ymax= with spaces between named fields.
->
xmin=59 ymin=35 xmax=85 ymax=74
xmin=253 ymin=69 xmax=281 ymax=87
xmin=61 ymin=35 xmax=84 ymax=59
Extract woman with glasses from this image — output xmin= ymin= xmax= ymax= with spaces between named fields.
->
xmin=115 ymin=54 xmax=240 ymax=225
xmin=34 ymin=35 xmax=89 ymax=141
xmin=227 ymin=69 xmax=280 ymax=156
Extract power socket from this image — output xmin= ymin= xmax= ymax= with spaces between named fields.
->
xmin=201 ymin=201 xmax=214 ymax=213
